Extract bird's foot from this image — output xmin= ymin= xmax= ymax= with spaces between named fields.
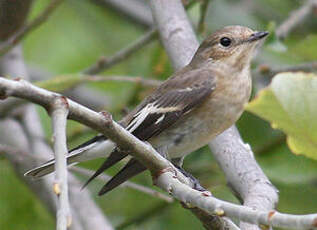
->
xmin=173 ymin=165 xmax=207 ymax=192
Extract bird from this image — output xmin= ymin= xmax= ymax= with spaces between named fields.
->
xmin=25 ymin=25 xmax=268 ymax=195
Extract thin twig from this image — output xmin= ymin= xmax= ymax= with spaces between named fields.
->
xmin=198 ymin=0 xmax=210 ymax=35
xmin=82 ymin=0 xmax=198 ymax=75
xmin=257 ymin=61 xmax=317 ymax=78
xmin=0 ymin=0 xmax=64 ymax=56
xmin=27 ymin=66 xmax=112 ymax=111
xmin=276 ymin=0 xmax=317 ymax=39
xmin=70 ymin=166 xmax=174 ymax=203
xmin=1 ymin=77 xmax=317 ymax=229
xmin=254 ymin=134 xmax=286 ymax=155
xmin=51 ymin=96 xmax=71 ymax=230
xmin=86 ymin=75 xmax=161 ymax=87
xmin=0 ymin=98 xmax=25 ymax=118
xmin=82 ymin=28 xmax=157 ymax=75
xmin=117 ymin=202 xmax=172 ymax=230
xmin=254 ymin=61 xmax=317 ymax=91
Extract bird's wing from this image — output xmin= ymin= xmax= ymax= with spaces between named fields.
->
xmin=127 ymin=70 xmax=216 ymax=140
xmin=91 ymin=70 xmax=216 ymax=195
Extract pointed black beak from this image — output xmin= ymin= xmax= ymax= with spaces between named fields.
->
xmin=247 ymin=31 xmax=269 ymax=42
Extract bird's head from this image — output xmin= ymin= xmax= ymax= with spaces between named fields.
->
xmin=192 ymin=25 xmax=268 ymax=70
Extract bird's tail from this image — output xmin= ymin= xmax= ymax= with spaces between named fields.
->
xmin=24 ymin=135 xmax=115 ymax=178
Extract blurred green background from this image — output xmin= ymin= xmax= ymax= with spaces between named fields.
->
xmin=0 ymin=0 xmax=317 ymax=229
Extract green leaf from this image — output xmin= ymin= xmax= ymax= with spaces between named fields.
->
xmin=258 ymin=144 xmax=317 ymax=185
xmin=34 ymin=74 xmax=84 ymax=92
xmin=246 ymin=72 xmax=317 ymax=160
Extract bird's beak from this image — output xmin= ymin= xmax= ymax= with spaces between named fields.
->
xmin=247 ymin=31 xmax=269 ymax=42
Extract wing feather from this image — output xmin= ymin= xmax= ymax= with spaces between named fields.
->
xmin=130 ymin=82 xmax=215 ymax=141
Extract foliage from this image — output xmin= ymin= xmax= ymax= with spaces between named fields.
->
xmin=246 ymin=72 xmax=317 ymax=160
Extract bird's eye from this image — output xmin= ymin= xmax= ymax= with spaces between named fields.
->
xmin=220 ymin=37 xmax=232 ymax=47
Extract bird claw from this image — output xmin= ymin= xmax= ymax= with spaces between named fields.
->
xmin=173 ymin=164 xmax=207 ymax=192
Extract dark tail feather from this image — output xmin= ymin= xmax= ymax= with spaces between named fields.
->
xmin=25 ymin=135 xmax=108 ymax=178
xmin=81 ymin=149 xmax=128 ymax=189
xmin=98 ymin=159 xmax=146 ymax=196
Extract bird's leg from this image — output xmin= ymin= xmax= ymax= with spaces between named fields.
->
xmin=172 ymin=158 xmax=207 ymax=192
xmin=155 ymin=147 xmax=207 ymax=192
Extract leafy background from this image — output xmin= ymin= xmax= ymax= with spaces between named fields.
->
xmin=0 ymin=0 xmax=317 ymax=229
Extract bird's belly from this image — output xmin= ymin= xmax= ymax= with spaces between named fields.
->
xmin=150 ymin=96 xmax=246 ymax=159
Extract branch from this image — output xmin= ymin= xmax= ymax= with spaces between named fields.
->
xmin=257 ymin=61 xmax=317 ymax=78
xmin=149 ymin=1 xmax=198 ymax=70
xmin=70 ymin=166 xmax=174 ymax=203
xmin=253 ymin=61 xmax=317 ymax=91
xmin=1 ymin=78 xmax=315 ymax=229
xmin=148 ymin=1 xmax=278 ymax=229
xmin=184 ymin=206 xmax=240 ymax=230
xmin=276 ymin=0 xmax=317 ymax=39
xmin=27 ymin=66 xmax=112 ymax=111
xmin=156 ymin=171 xmax=317 ymax=230
xmin=85 ymin=75 xmax=161 ymax=87
xmin=0 ymin=98 xmax=25 ymax=118
xmin=91 ymin=0 xmax=153 ymax=27
xmin=82 ymin=28 xmax=157 ymax=75
xmin=117 ymin=202 xmax=171 ymax=230
xmin=51 ymin=96 xmax=71 ymax=230
xmin=254 ymin=134 xmax=286 ymax=155
xmin=0 ymin=0 xmax=64 ymax=56
xmin=209 ymin=128 xmax=278 ymax=230
xmin=197 ymin=0 xmax=210 ymax=35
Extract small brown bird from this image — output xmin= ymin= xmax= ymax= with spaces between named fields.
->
xmin=25 ymin=26 xmax=268 ymax=195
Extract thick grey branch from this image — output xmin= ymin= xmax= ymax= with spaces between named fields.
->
xmin=51 ymin=96 xmax=71 ymax=230
xmin=149 ymin=0 xmax=198 ymax=70
xmin=209 ymin=128 xmax=278 ymax=230
xmin=156 ymin=171 xmax=317 ymax=230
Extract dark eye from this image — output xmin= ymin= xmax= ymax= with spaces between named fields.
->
xmin=220 ymin=37 xmax=231 ymax=47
